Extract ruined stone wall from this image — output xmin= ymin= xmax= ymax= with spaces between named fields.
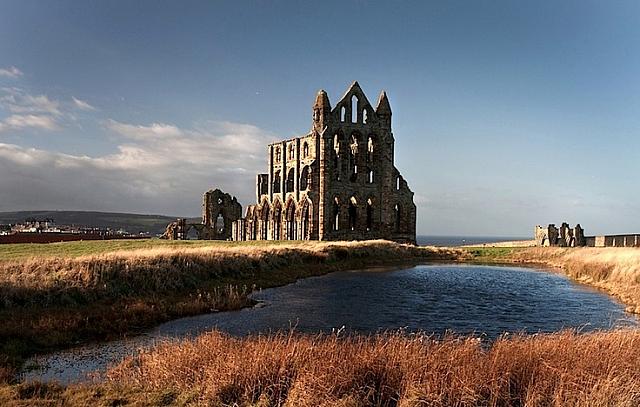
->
xmin=534 ymin=223 xmax=584 ymax=247
xmin=234 ymin=82 xmax=416 ymax=244
xmin=202 ymin=189 xmax=242 ymax=240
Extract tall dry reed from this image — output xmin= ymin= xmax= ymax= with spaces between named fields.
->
xmin=107 ymin=329 xmax=640 ymax=406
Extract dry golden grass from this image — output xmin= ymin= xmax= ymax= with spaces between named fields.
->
xmin=96 ymin=329 xmax=640 ymax=406
xmin=506 ymin=247 xmax=640 ymax=314
xmin=0 ymin=240 xmax=463 ymax=308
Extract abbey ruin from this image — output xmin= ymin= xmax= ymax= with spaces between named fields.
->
xmin=164 ymin=82 xmax=417 ymax=244
xmin=231 ymin=81 xmax=416 ymax=244
xmin=535 ymin=223 xmax=640 ymax=247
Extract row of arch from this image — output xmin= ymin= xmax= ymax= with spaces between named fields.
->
xmin=330 ymin=196 xmax=403 ymax=234
xmin=339 ymin=95 xmax=370 ymax=125
xmin=333 ymin=132 xmax=376 ymax=183
xmin=272 ymin=165 xmax=313 ymax=194
xmin=273 ymin=141 xmax=312 ymax=164
xmin=244 ymin=196 xmax=313 ymax=241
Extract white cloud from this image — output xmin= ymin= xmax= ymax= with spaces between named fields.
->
xmin=1 ymin=114 xmax=59 ymax=131
xmin=0 ymin=120 xmax=276 ymax=215
xmin=0 ymin=66 xmax=23 ymax=79
xmin=72 ymin=96 xmax=97 ymax=111
xmin=0 ymin=88 xmax=61 ymax=116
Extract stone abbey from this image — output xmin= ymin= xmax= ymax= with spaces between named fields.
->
xmin=163 ymin=82 xmax=417 ymax=244
xmin=231 ymin=81 xmax=416 ymax=244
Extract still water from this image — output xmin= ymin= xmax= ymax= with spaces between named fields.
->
xmin=23 ymin=264 xmax=637 ymax=383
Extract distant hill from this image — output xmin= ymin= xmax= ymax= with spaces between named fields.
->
xmin=0 ymin=211 xmax=197 ymax=235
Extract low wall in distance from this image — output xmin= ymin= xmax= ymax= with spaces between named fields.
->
xmin=0 ymin=233 xmax=148 ymax=244
xmin=585 ymin=235 xmax=640 ymax=247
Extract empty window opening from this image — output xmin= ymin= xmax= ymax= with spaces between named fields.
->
xmin=275 ymin=147 xmax=281 ymax=163
xmin=350 ymin=134 xmax=358 ymax=182
xmin=362 ymin=109 xmax=368 ymax=124
xmin=302 ymin=142 xmax=309 ymax=157
xmin=301 ymin=203 xmax=311 ymax=240
xmin=368 ymin=169 xmax=374 ymax=184
xmin=396 ymin=176 xmax=401 ymax=190
xmin=367 ymin=136 xmax=374 ymax=163
xmin=333 ymin=198 xmax=340 ymax=231
xmin=300 ymin=166 xmax=310 ymax=190
xmin=261 ymin=207 xmax=269 ymax=240
xmin=348 ymin=197 xmax=358 ymax=231
xmin=340 ymin=106 xmax=346 ymax=122
xmin=273 ymin=171 xmax=281 ymax=193
xmin=288 ymin=144 xmax=295 ymax=160
xmin=366 ymin=199 xmax=373 ymax=231
xmin=286 ymin=168 xmax=295 ymax=192
xmin=273 ymin=207 xmax=282 ymax=240
xmin=215 ymin=213 xmax=225 ymax=235
xmin=394 ymin=204 xmax=401 ymax=232
xmin=286 ymin=203 xmax=296 ymax=240
xmin=351 ymin=95 xmax=358 ymax=123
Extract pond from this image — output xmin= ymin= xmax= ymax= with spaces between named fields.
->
xmin=23 ymin=264 xmax=637 ymax=384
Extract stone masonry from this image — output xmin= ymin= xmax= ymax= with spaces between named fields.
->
xmin=232 ymin=81 xmax=416 ymax=244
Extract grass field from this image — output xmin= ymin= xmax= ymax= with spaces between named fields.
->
xmin=3 ymin=329 xmax=640 ymax=406
xmin=0 ymin=238 xmax=300 ymax=262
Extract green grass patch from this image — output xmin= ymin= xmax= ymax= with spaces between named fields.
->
xmin=0 ymin=238 xmax=303 ymax=262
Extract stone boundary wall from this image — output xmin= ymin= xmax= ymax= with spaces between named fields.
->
xmin=585 ymin=235 xmax=640 ymax=247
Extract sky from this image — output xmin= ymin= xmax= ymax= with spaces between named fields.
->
xmin=1 ymin=0 xmax=639 ymax=236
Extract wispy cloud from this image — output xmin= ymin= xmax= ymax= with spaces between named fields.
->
xmin=0 ymin=114 xmax=59 ymax=132
xmin=72 ymin=96 xmax=97 ymax=111
xmin=0 ymin=66 xmax=23 ymax=79
xmin=0 ymin=120 xmax=275 ymax=215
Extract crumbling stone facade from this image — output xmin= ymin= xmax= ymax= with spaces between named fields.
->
xmin=232 ymin=81 xmax=416 ymax=244
xmin=202 ymin=189 xmax=243 ymax=240
xmin=534 ymin=223 xmax=585 ymax=247
xmin=162 ymin=189 xmax=242 ymax=240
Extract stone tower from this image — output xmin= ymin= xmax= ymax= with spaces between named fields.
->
xmin=233 ymin=81 xmax=417 ymax=244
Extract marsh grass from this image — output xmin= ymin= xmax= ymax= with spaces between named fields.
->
xmin=14 ymin=329 xmax=627 ymax=406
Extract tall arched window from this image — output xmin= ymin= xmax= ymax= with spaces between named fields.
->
xmin=301 ymin=200 xmax=311 ymax=240
xmin=350 ymin=134 xmax=358 ymax=182
xmin=340 ymin=106 xmax=346 ymax=122
xmin=286 ymin=168 xmax=295 ymax=192
xmin=334 ymin=134 xmax=341 ymax=182
xmin=367 ymin=169 xmax=374 ymax=184
xmin=333 ymin=197 xmax=340 ymax=231
xmin=348 ymin=197 xmax=358 ymax=231
xmin=394 ymin=204 xmax=401 ymax=232
xmin=275 ymin=147 xmax=281 ymax=163
xmin=273 ymin=170 xmax=281 ymax=193
xmin=300 ymin=166 xmax=310 ymax=190
xmin=273 ymin=202 xmax=282 ymax=240
xmin=366 ymin=199 xmax=373 ymax=231
xmin=261 ymin=205 xmax=270 ymax=240
xmin=288 ymin=144 xmax=295 ymax=160
xmin=351 ymin=95 xmax=358 ymax=123
xmin=362 ymin=109 xmax=368 ymax=124
xmin=286 ymin=201 xmax=297 ymax=240
xmin=367 ymin=136 xmax=374 ymax=163
xmin=302 ymin=142 xmax=309 ymax=157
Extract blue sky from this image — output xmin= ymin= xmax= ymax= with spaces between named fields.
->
xmin=1 ymin=0 xmax=639 ymax=236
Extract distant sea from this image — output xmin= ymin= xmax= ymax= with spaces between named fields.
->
xmin=416 ymin=235 xmax=529 ymax=247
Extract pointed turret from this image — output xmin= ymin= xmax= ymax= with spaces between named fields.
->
xmin=314 ymin=89 xmax=331 ymax=111
xmin=312 ymin=89 xmax=332 ymax=132
xmin=376 ymin=91 xmax=392 ymax=129
xmin=375 ymin=91 xmax=392 ymax=116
